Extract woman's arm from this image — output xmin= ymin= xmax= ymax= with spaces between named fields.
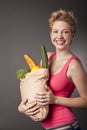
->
xmin=63 ymin=59 xmax=87 ymax=108
xmin=35 ymin=59 xmax=87 ymax=108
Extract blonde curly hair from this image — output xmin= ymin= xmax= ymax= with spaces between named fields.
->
xmin=48 ymin=9 xmax=77 ymax=37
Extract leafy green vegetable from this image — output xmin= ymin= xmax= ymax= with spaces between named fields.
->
xmin=16 ymin=69 xmax=28 ymax=79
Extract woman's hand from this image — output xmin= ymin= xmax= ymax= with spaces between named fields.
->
xmin=35 ymin=85 xmax=56 ymax=105
xmin=18 ymin=99 xmax=40 ymax=121
xmin=18 ymin=99 xmax=28 ymax=113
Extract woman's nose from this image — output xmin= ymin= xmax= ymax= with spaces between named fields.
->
xmin=57 ymin=32 xmax=63 ymax=38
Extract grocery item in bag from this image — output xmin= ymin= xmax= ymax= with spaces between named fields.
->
xmin=20 ymin=68 xmax=49 ymax=121
xmin=16 ymin=45 xmax=49 ymax=121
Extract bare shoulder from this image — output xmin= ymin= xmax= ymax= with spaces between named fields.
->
xmin=69 ymin=58 xmax=87 ymax=76
xmin=70 ymin=59 xmax=83 ymax=70
xmin=68 ymin=58 xmax=87 ymax=99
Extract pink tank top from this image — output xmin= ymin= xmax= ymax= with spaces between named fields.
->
xmin=41 ymin=53 xmax=79 ymax=129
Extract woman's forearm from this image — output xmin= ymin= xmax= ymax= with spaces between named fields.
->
xmin=54 ymin=96 xmax=87 ymax=108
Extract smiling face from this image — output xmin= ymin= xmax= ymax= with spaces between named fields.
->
xmin=50 ymin=20 xmax=73 ymax=50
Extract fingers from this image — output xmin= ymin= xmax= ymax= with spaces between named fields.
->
xmin=26 ymin=101 xmax=37 ymax=108
xmin=21 ymin=98 xmax=28 ymax=105
xmin=25 ymin=105 xmax=40 ymax=116
xmin=18 ymin=100 xmax=41 ymax=121
xmin=35 ymin=92 xmax=50 ymax=105
xmin=36 ymin=99 xmax=49 ymax=105
xmin=18 ymin=103 xmax=27 ymax=113
xmin=23 ymin=98 xmax=28 ymax=104
xmin=20 ymin=101 xmax=40 ymax=116
xmin=18 ymin=100 xmax=37 ymax=113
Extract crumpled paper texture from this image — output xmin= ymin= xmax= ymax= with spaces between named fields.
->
xmin=20 ymin=68 xmax=49 ymax=121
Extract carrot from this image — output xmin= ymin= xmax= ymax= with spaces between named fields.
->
xmin=24 ymin=54 xmax=36 ymax=70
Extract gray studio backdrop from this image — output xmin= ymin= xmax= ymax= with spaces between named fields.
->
xmin=0 ymin=0 xmax=87 ymax=130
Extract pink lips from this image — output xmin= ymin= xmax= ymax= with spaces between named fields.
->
xmin=56 ymin=40 xmax=65 ymax=45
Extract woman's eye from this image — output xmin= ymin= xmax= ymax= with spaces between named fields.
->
xmin=53 ymin=30 xmax=58 ymax=33
xmin=63 ymin=31 xmax=69 ymax=34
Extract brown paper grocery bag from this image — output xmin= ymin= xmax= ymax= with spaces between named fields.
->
xmin=20 ymin=68 xmax=49 ymax=121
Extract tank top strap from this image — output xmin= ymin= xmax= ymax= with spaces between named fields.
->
xmin=63 ymin=55 xmax=80 ymax=74
xmin=48 ymin=52 xmax=56 ymax=62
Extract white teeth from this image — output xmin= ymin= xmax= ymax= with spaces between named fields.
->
xmin=56 ymin=40 xmax=64 ymax=45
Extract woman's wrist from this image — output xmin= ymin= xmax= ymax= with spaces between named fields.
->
xmin=54 ymin=96 xmax=58 ymax=104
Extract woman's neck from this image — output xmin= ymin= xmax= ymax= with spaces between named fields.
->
xmin=55 ymin=49 xmax=73 ymax=60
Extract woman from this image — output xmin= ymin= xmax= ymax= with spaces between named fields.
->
xmin=18 ymin=9 xmax=87 ymax=130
